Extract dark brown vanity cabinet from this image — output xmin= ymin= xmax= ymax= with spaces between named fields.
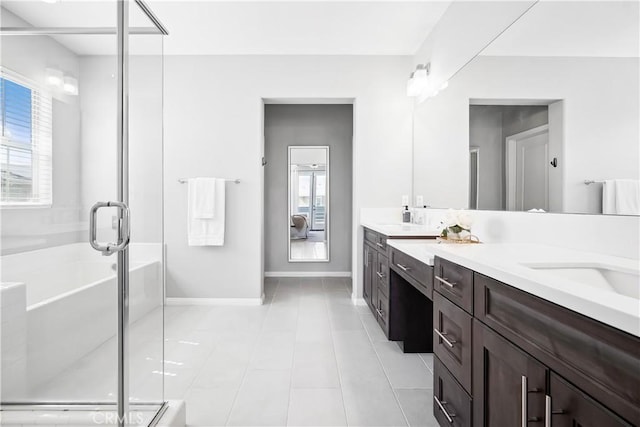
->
xmin=547 ymin=372 xmax=632 ymax=427
xmin=432 ymin=256 xmax=640 ymax=427
xmin=473 ymin=320 xmax=547 ymax=427
xmin=363 ymin=228 xmax=390 ymax=330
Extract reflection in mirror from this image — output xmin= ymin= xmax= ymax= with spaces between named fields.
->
xmin=413 ymin=1 xmax=639 ymax=216
xmin=288 ymin=146 xmax=329 ymax=262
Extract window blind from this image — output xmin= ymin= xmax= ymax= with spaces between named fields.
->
xmin=0 ymin=68 xmax=53 ymax=206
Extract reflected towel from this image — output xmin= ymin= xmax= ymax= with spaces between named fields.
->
xmin=189 ymin=177 xmax=217 ymax=219
xmin=614 ymin=179 xmax=640 ymax=215
xmin=603 ymin=179 xmax=640 ymax=215
xmin=188 ymin=178 xmax=226 ymax=246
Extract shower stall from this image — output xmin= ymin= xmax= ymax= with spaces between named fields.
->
xmin=0 ymin=1 xmax=167 ymax=425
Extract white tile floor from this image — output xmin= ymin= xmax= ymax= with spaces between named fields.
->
xmin=167 ymin=277 xmax=438 ymax=427
xmin=1 ymin=277 xmax=438 ymax=426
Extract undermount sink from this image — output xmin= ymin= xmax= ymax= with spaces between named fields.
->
xmin=522 ymin=263 xmax=640 ymax=299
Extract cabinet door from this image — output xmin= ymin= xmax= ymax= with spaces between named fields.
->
xmin=547 ymin=372 xmax=632 ymax=427
xmin=473 ymin=320 xmax=547 ymax=427
xmin=363 ymin=243 xmax=376 ymax=312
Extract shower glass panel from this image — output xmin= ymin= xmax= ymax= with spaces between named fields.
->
xmin=127 ymin=29 xmax=164 ymax=406
xmin=0 ymin=1 xmax=166 ymax=425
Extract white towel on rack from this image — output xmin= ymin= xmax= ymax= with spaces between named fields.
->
xmin=602 ymin=180 xmax=617 ymax=215
xmin=188 ymin=178 xmax=226 ymax=246
xmin=189 ymin=177 xmax=217 ymax=219
xmin=615 ymin=179 xmax=640 ymax=215
xmin=603 ymin=179 xmax=640 ymax=215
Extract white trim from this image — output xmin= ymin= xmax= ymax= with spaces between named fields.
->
xmin=264 ymin=271 xmax=351 ymax=278
xmin=351 ymin=296 xmax=367 ymax=306
xmin=166 ymin=296 xmax=264 ymax=306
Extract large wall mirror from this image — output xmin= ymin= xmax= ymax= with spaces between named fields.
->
xmin=413 ymin=1 xmax=639 ymax=216
xmin=288 ymin=146 xmax=330 ymax=262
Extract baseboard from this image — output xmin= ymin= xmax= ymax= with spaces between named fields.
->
xmin=264 ymin=271 xmax=352 ymax=278
xmin=351 ymin=295 xmax=367 ymax=306
xmin=166 ymin=296 xmax=264 ymax=306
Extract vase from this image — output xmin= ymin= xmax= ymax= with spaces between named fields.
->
xmin=447 ymin=230 xmax=461 ymax=240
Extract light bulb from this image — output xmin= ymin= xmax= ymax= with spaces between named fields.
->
xmin=63 ymin=76 xmax=78 ymax=95
xmin=45 ymin=68 xmax=64 ymax=87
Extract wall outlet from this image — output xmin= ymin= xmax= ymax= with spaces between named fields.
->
xmin=416 ymin=195 xmax=424 ymax=207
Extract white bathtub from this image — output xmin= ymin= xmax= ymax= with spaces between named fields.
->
xmin=0 ymin=243 xmax=163 ymax=398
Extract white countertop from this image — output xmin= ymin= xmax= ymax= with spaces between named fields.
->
xmin=387 ymin=240 xmax=640 ymax=337
xmin=362 ymin=222 xmax=440 ymax=238
xmin=386 ymin=239 xmax=439 ymax=266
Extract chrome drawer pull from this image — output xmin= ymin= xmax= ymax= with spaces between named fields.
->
xmin=396 ymin=263 xmax=411 ymax=272
xmin=376 ymin=242 xmax=384 ymax=248
xmin=376 ymin=308 xmax=384 ymax=317
xmin=522 ymin=376 xmax=527 ymax=427
xmin=376 ymin=271 xmax=385 ymax=279
xmin=544 ymin=395 xmax=565 ymax=427
xmin=433 ymin=396 xmax=455 ymax=423
xmin=434 ymin=328 xmax=456 ymax=348
xmin=435 ymin=275 xmax=456 ymax=288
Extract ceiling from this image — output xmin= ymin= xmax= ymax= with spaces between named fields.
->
xmin=2 ymin=1 xmax=452 ymax=56
xmin=481 ymin=1 xmax=639 ymax=58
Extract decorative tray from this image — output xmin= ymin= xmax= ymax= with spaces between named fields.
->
xmin=436 ymin=235 xmax=481 ymax=244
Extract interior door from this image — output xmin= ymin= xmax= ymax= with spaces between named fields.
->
xmin=506 ymin=126 xmax=549 ymax=211
xmin=516 ymin=131 xmax=549 ymax=211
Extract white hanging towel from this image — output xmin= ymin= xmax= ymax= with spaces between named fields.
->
xmin=614 ymin=179 xmax=640 ymax=215
xmin=189 ymin=177 xmax=217 ymax=218
xmin=188 ymin=178 xmax=226 ymax=246
xmin=602 ymin=180 xmax=617 ymax=215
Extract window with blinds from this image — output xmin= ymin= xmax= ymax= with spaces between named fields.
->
xmin=0 ymin=68 xmax=52 ymax=207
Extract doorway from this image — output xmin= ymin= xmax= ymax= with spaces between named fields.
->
xmin=263 ymin=103 xmax=353 ymax=275
xmin=468 ymin=101 xmax=563 ymax=212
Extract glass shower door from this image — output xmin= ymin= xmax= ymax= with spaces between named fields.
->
xmin=0 ymin=1 xmax=166 ymax=425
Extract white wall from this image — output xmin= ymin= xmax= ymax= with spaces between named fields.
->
xmin=163 ymin=55 xmax=414 ymax=299
xmin=414 ymin=55 xmax=640 ymax=214
xmin=0 ymin=8 xmax=83 ymax=255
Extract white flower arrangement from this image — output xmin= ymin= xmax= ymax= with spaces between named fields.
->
xmin=440 ymin=209 xmax=473 ymax=239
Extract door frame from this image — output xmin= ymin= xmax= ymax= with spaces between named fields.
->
xmin=505 ymin=124 xmax=549 ymax=211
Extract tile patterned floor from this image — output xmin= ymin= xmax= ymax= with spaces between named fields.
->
xmin=166 ymin=277 xmax=439 ymax=427
xmin=1 ymin=277 xmax=438 ymax=426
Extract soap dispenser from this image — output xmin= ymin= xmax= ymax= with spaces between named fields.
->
xmin=402 ymin=206 xmax=411 ymax=223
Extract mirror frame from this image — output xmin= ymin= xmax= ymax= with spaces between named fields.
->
xmin=287 ymin=145 xmax=330 ymax=263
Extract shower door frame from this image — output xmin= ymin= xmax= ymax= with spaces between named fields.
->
xmin=0 ymin=1 xmax=168 ymax=425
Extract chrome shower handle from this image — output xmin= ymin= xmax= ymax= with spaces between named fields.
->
xmin=89 ymin=201 xmax=130 ymax=256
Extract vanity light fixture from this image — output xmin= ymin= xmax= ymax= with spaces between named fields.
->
xmin=406 ymin=63 xmax=430 ymax=97
xmin=63 ymin=75 xmax=79 ymax=95
xmin=45 ymin=67 xmax=64 ymax=88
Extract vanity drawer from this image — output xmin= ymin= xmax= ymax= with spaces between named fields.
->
xmin=390 ymin=247 xmax=432 ymax=298
xmin=364 ymin=228 xmax=387 ymax=252
xmin=434 ymin=257 xmax=474 ymax=314
xmin=376 ymin=291 xmax=389 ymax=337
xmin=376 ymin=253 xmax=390 ymax=298
xmin=434 ymin=356 xmax=472 ymax=427
xmin=434 ymin=291 xmax=473 ymax=394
